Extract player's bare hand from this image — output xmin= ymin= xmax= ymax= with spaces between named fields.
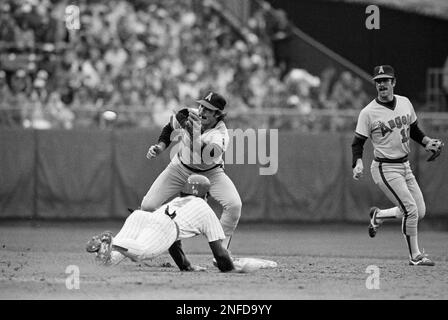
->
xmin=146 ymin=144 xmax=162 ymax=159
xmin=188 ymin=110 xmax=201 ymax=125
xmin=353 ymin=162 xmax=364 ymax=180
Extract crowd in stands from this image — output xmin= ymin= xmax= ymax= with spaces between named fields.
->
xmin=0 ymin=0 xmax=372 ymax=131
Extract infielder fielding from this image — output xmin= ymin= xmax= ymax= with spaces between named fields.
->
xmin=143 ymin=92 xmax=242 ymax=250
xmin=352 ymin=65 xmax=443 ymax=266
xmin=86 ymin=175 xmax=237 ymax=272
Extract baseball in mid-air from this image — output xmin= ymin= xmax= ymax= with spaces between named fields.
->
xmin=102 ymin=110 xmax=117 ymax=121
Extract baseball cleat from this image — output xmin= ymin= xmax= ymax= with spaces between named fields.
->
xmin=368 ymin=207 xmax=381 ymax=238
xmin=86 ymin=231 xmax=113 ymax=265
xmin=86 ymin=235 xmax=102 ymax=253
xmin=409 ymin=253 xmax=435 ymax=266
xmin=86 ymin=231 xmax=113 ymax=253
xmin=95 ymin=231 xmax=113 ymax=265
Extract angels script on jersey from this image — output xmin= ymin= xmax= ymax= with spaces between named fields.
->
xmin=374 ymin=113 xmax=411 ymax=141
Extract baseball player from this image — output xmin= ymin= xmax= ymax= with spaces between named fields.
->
xmin=143 ymin=92 xmax=242 ymax=251
xmin=86 ymin=175 xmax=239 ymax=272
xmin=352 ymin=65 xmax=443 ymax=266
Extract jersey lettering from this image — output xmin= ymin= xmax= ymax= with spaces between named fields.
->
xmin=379 ymin=113 xmax=411 ymax=137
xmin=388 ymin=119 xmax=396 ymax=130
xmin=380 ymin=122 xmax=393 ymax=136
xmin=401 ymin=115 xmax=407 ymax=125
xmin=400 ymin=127 xmax=410 ymax=143
xmin=395 ymin=116 xmax=402 ymax=129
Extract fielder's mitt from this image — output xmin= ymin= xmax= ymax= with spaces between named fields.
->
xmin=175 ymin=108 xmax=190 ymax=128
xmin=425 ymin=139 xmax=444 ymax=162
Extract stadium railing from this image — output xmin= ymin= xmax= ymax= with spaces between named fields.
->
xmin=1 ymin=105 xmax=448 ymax=133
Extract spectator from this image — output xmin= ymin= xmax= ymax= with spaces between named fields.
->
xmin=352 ymin=77 xmax=369 ymax=109
xmin=329 ymin=71 xmax=355 ymax=109
xmin=46 ymin=91 xmax=74 ymax=129
xmin=0 ymin=69 xmax=21 ymax=126
xmin=104 ymin=40 xmax=128 ymax=77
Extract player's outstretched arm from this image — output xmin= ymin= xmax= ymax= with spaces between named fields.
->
xmin=209 ymin=240 xmax=235 ymax=272
xmin=146 ymin=120 xmax=174 ymax=159
xmin=168 ymin=240 xmax=191 ymax=270
xmin=168 ymin=240 xmax=205 ymax=271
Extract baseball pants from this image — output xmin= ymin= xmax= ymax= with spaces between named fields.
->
xmin=370 ymin=160 xmax=426 ymax=236
xmin=141 ymin=161 xmax=242 ymax=238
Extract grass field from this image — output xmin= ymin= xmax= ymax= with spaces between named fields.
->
xmin=1 ymin=220 xmax=447 ymax=300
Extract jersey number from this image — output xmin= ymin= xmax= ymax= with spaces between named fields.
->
xmin=400 ymin=127 xmax=410 ymax=143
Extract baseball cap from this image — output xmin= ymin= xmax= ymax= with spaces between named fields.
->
xmin=196 ymin=92 xmax=226 ymax=111
xmin=372 ymin=65 xmax=395 ymax=80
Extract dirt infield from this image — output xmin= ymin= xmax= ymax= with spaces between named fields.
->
xmin=1 ymin=221 xmax=447 ymax=300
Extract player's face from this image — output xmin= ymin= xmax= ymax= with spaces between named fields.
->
xmin=375 ymin=78 xmax=395 ymax=101
xmin=198 ymin=104 xmax=218 ymax=127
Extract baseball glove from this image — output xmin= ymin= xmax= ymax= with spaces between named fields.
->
xmin=425 ymin=139 xmax=444 ymax=162
xmin=175 ymin=108 xmax=190 ymax=129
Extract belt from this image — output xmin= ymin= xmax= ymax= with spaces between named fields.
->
xmin=374 ymin=155 xmax=408 ymax=163
xmin=178 ymin=154 xmax=223 ymax=173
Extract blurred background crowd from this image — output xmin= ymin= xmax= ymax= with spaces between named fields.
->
xmin=0 ymin=0 xmax=374 ymax=131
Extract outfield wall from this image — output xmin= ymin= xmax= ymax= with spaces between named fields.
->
xmin=1 ymin=128 xmax=447 ymax=221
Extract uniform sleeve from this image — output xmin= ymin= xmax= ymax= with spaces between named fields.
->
xmin=351 ymin=135 xmax=367 ymax=168
xmin=410 ymin=120 xmax=426 ymax=146
xmin=408 ymin=98 xmax=417 ymax=123
xmin=158 ymin=122 xmax=174 ymax=147
xmin=198 ymin=201 xmax=226 ymax=242
xmin=209 ymin=124 xmax=229 ymax=152
xmin=355 ymin=109 xmax=370 ymax=138
xmin=171 ymin=113 xmax=181 ymax=130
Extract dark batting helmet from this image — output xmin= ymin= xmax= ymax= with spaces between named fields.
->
xmin=182 ymin=174 xmax=211 ymax=198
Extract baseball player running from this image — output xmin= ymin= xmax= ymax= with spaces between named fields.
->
xmin=143 ymin=92 xmax=242 ymax=251
xmin=352 ymin=65 xmax=443 ymax=266
xmin=86 ymin=175 xmax=242 ymax=272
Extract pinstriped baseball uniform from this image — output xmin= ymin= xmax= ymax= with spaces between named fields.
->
xmin=355 ymin=94 xmax=425 ymax=236
xmin=113 ymin=195 xmax=225 ymax=260
xmin=141 ymin=108 xmax=242 ymax=243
